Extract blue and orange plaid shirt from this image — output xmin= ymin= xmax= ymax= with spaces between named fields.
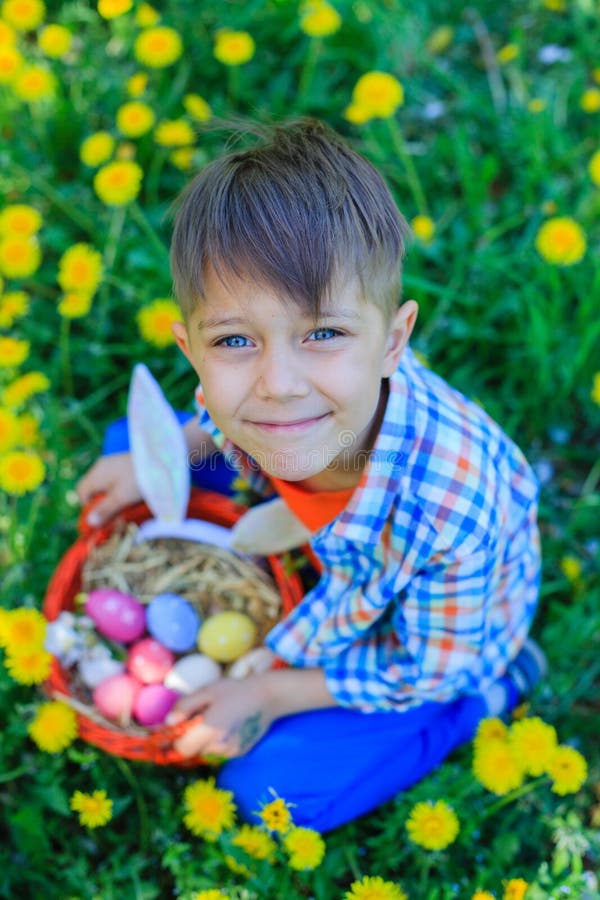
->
xmin=195 ymin=347 xmax=541 ymax=712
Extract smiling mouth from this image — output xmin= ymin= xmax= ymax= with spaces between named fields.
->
xmin=248 ymin=413 xmax=331 ymax=432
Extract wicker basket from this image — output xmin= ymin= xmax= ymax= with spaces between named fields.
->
xmin=42 ymin=488 xmax=305 ymax=766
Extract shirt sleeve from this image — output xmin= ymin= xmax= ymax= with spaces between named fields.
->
xmin=320 ymin=544 xmax=500 ymax=712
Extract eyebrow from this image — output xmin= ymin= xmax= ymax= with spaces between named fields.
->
xmin=197 ymin=310 xmax=362 ymax=330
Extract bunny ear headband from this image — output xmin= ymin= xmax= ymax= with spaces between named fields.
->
xmin=127 ymin=363 xmax=234 ymax=548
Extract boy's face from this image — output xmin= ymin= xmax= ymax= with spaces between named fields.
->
xmin=172 ymin=266 xmax=417 ymax=490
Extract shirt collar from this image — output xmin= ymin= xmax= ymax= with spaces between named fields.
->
xmin=320 ymin=347 xmax=417 ymax=546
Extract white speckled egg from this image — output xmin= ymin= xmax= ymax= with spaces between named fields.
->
xmin=198 ymin=611 xmax=257 ymax=663
xmin=164 ymin=654 xmax=222 ymax=694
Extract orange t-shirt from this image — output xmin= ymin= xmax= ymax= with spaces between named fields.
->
xmin=268 ymin=476 xmax=355 ymax=532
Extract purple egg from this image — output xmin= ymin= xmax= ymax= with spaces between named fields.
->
xmin=127 ymin=638 xmax=174 ymax=685
xmin=93 ymin=672 xmax=142 ymax=724
xmin=133 ymin=684 xmax=180 ymax=726
xmin=146 ymin=593 xmax=200 ymax=653
xmin=85 ymin=588 xmax=146 ymax=644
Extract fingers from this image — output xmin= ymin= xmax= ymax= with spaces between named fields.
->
xmin=166 ymin=688 xmax=211 ymax=725
xmin=75 ymin=459 xmax=106 ymax=506
xmin=174 ymin=717 xmax=228 ymax=758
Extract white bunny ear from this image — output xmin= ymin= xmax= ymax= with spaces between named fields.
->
xmin=127 ymin=363 xmax=190 ymax=523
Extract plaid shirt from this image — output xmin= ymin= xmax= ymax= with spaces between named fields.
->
xmin=195 ymin=347 xmax=540 ymax=712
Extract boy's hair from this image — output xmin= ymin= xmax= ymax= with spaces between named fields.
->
xmin=170 ymin=118 xmax=410 ymax=323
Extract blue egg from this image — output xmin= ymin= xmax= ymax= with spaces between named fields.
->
xmin=146 ymin=593 xmax=201 ymax=653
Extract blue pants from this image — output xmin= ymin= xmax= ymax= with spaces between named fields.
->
xmin=103 ymin=415 xmax=491 ymax=832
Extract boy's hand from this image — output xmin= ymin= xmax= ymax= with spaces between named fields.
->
xmin=75 ymin=452 xmax=143 ymax=526
xmin=169 ymin=675 xmax=276 ymax=760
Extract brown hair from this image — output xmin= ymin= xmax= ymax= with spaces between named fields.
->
xmin=170 ymin=118 xmax=410 ymax=323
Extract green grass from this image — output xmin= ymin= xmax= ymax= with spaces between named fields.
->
xmin=1 ymin=1 xmax=599 ymax=897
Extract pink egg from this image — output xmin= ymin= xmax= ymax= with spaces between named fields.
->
xmin=127 ymin=638 xmax=175 ymax=685
xmin=133 ymin=684 xmax=180 ymax=726
xmin=93 ymin=673 xmax=142 ymax=724
xmin=85 ymin=588 xmax=146 ymax=643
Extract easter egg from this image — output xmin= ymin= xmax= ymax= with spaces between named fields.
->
xmin=133 ymin=684 xmax=180 ymax=726
xmin=164 ymin=653 xmax=222 ymax=694
xmin=79 ymin=646 xmax=125 ymax=689
xmin=146 ymin=593 xmax=200 ymax=653
xmin=198 ymin=611 xmax=257 ymax=663
xmin=93 ymin=672 xmax=142 ymax=724
xmin=84 ymin=588 xmax=146 ymax=644
xmin=127 ymin=638 xmax=175 ymax=685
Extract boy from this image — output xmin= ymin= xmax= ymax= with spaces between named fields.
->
xmin=76 ymin=119 xmax=543 ymax=832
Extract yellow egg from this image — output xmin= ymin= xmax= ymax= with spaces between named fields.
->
xmin=197 ymin=611 xmax=257 ymax=662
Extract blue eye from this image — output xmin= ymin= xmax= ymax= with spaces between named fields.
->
xmin=215 ymin=335 xmax=251 ymax=348
xmin=309 ymin=327 xmax=342 ymax=341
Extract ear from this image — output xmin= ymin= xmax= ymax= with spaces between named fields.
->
xmin=381 ymin=300 xmax=418 ymax=378
xmin=171 ymin=320 xmax=194 ymax=367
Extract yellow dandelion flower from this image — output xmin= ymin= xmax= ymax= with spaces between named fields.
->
xmin=351 ymin=71 xmax=404 ymax=120
xmin=406 ymin=799 xmax=459 ymax=851
xmin=497 ymin=44 xmax=519 ymax=65
xmin=0 ymin=44 xmax=22 ymax=83
xmin=1 ymin=0 xmax=45 ymax=31
xmin=0 ymin=204 xmax=42 ymax=237
xmin=472 ymin=891 xmax=495 ymax=900
xmin=154 ymin=118 xmax=194 ymax=147
xmin=0 ymin=20 xmax=17 ymax=44
xmin=528 ymin=98 xmax=547 ymax=113
xmin=426 ymin=25 xmax=454 ymax=55
xmin=0 ymin=336 xmax=30 ymax=368
xmin=411 ymin=214 xmax=435 ymax=243
xmin=0 ymin=406 xmax=20 ymax=452
xmin=5 ymin=647 xmax=52 ymax=684
xmin=170 ymin=147 xmax=195 ymax=171
xmin=0 ymin=606 xmax=46 ymax=651
xmin=38 ymin=23 xmax=71 ymax=58
xmin=503 ymin=878 xmax=529 ymax=900
xmin=258 ymin=796 xmax=294 ymax=833
xmin=282 ymin=826 xmax=326 ymax=870
xmin=70 ymin=790 xmax=113 ymax=827
xmin=2 ymin=371 xmax=50 ymax=407
xmin=0 ymin=607 xmax=10 ymax=645
xmin=231 ymin=824 xmax=276 ymax=861
xmin=93 ymin=160 xmax=143 ymax=206
xmin=116 ymin=100 xmax=155 ymax=138
xmin=0 ymin=290 xmax=29 ymax=327
xmin=509 ymin=716 xmax=558 ymax=776
xmin=300 ymin=1 xmax=342 ymax=38
xmin=475 ymin=717 xmax=509 ymax=745
xmin=58 ymin=292 xmax=93 ymax=319
xmin=58 ymin=243 xmax=103 ymax=295
xmin=213 ymin=29 xmax=255 ymax=66
xmin=137 ymin=298 xmax=181 ymax=347
xmin=473 ymin=738 xmax=525 ymax=795
xmin=134 ymin=26 xmax=182 ymax=68
xmin=14 ymin=64 xmax=55 ymax=102
xmin=135 ymin=2 xmax=159 ymax=27
xmin=547 ymin=745 xmax=587 ymax=795
xmin=543 ymin=0 xmax=566 ymax=9
xmin=28 ymin=700 xmax=78 ymax=753
xmin=0 ymin=449 xmax=45 ymax=494
xmin=191 ymin=892 xmax=228 ymax=900
xmin=18 ymin=412 xmax=40 ymax=446
xmin=589 ymin=149 xmax=600 ymax=187
xmin=126 ymin=71 xmax=148 ymax=97
xmin=560 ymin=555 xmax=582 ymax=581
xmin=224 ymin=853 xmax=252 ymax=877
xmin=580 ymin=87 xmax=600 ymax=113
xmin=183 ymin=93 xmax=211 ymax=121
xmin=344 ymin=875 xmax=408 ymax=900
xmin=182 ymin=777 xmax=237 ymax=840
xmin=97 ymin=0 xmax=132 ymax=20
xmin=0 ymin=235 xmax=41 ymax=278
xmin=535 ymin=217 xmax=586 ymax=266
xmin=80 ymin=131 xmax=115 ymax=168
xmin=591 ymin=373 xmax=600 ymax=405
xmin=343 ymin=102 xmax=372 ymax=125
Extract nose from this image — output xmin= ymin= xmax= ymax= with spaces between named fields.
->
xmin=254 ymin=346 xmax=310 ymax=402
